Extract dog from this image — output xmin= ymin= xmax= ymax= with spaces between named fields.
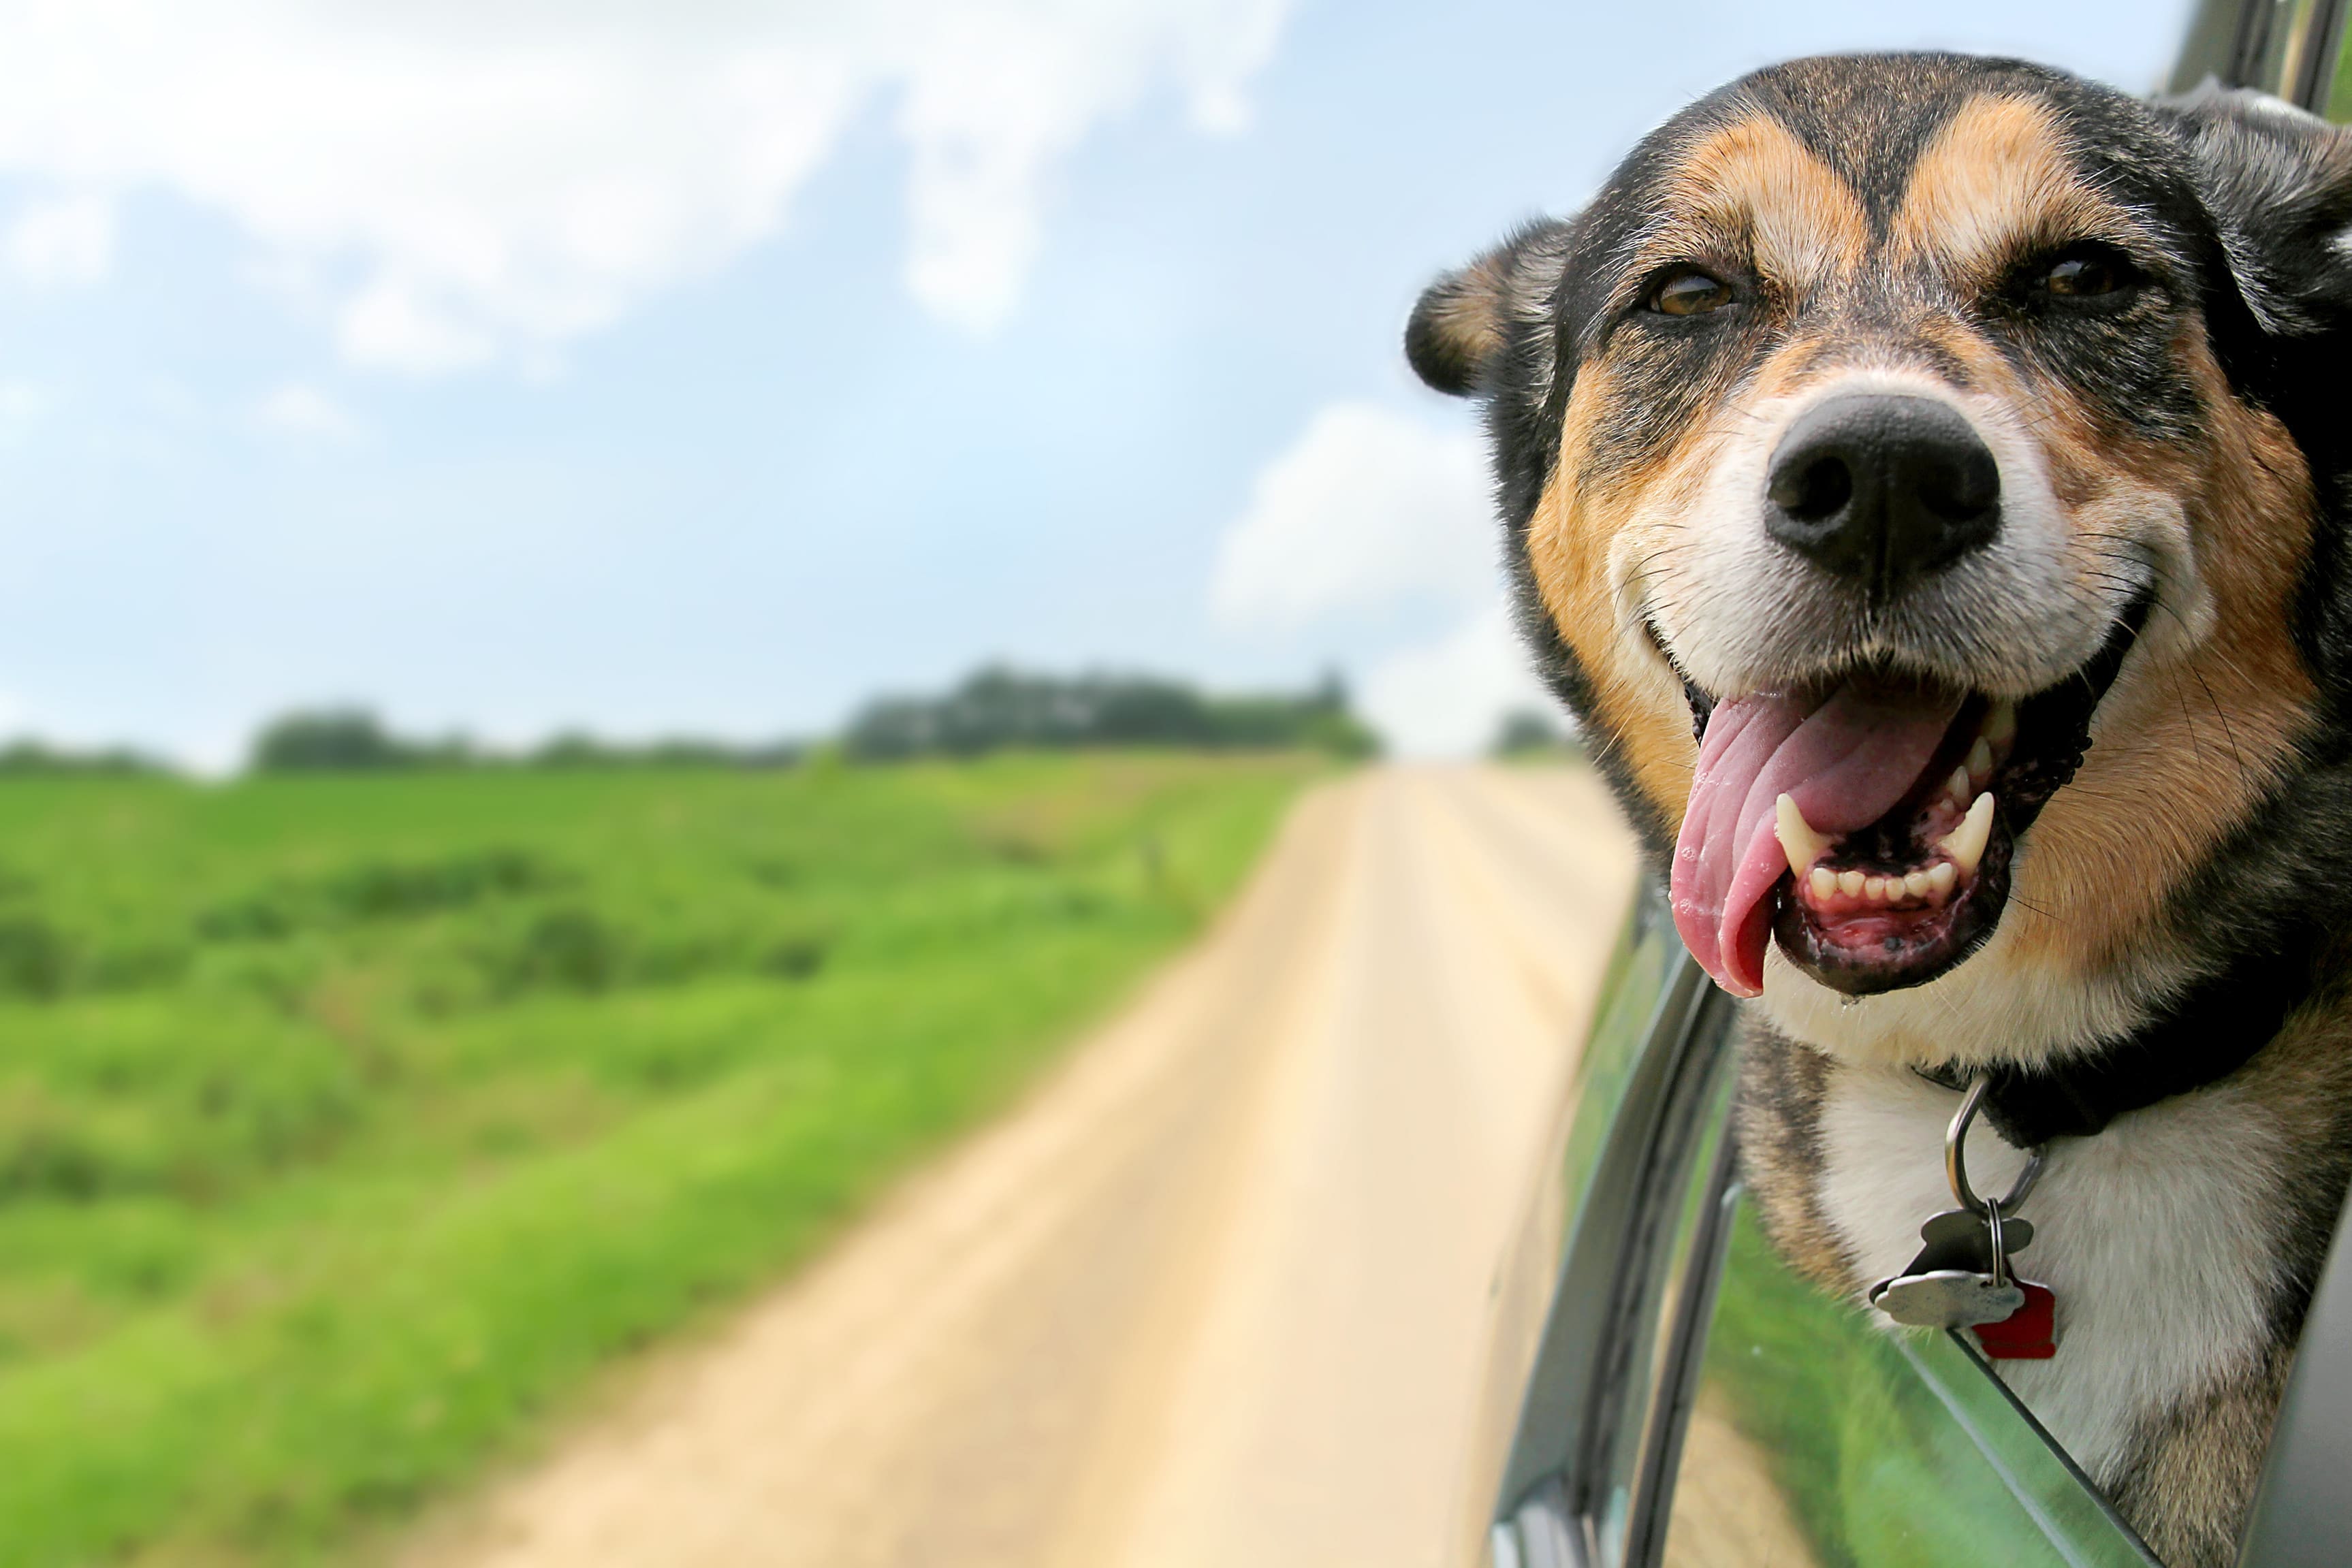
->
xmin=1408 ymin=53 xmax=2352 ymax=1567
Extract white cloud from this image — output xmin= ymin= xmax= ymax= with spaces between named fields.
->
xmin=0 ymin=0 xmax=1288 ymax=371
xmin=1359 ymin=601 xmax=1553 ymax=758
xmin=1213 ymin=399 xmax=1566 ymax=757
xmin=255 ymin=382 xmax=359 ymax=441
xmin=1212 ymin=401 xmax=1492 ymax=627
xmin=4 ymin=192 xmax=111 ymax=286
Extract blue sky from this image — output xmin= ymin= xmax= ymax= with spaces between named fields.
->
xmin=0 ymin=0 xmax=2187 ymax=766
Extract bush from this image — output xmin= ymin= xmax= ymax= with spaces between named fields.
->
xmin=0 ymin=917 xmax=69 ymax=999
xmin=495 ymin=908 xmax=622 ymax=994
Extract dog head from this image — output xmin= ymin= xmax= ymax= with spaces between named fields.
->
xmin=1411 ymin=55 xmax=2352 ymax=1068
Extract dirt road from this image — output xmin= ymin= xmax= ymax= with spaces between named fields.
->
xmin=414 ymin=765 xmax=1640 ymax=1568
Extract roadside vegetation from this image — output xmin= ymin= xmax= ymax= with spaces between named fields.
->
xmin=0 ymin=748 xmax=1326 ymax=1566
xmin=1489 ymin=707 xmax=1585 ymax=763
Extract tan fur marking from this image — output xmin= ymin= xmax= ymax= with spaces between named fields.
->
xmin=2002 ymin=332 xmax=2317 ymax=978
xmin=1635 ymin=112 xmax=1869 ymax=298
xmin=1422 ymin=251 xmax=1516 ymax=382
xmin=1733 ymin=1022 xmax=1854 ymax=1288
xmin=1527 ymin=367 xmax=1699 ymax=814
xmin=1894 ymin=94 xmax=2121 ymax=284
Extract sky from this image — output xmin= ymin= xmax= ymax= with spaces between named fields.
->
xmin=0 ymin=0 xmax=2191 ymax=767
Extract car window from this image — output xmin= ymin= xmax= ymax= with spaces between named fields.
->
xmin=1487 ymin=887 xmax=1738 ymax=1568
xmin=1660 ymin=1195 xmax=2160 ymax=1568
xmin=2172 ymin=0 xmax=2352 ymax=117
xmin=2312 ymin=7 xmax=2352 ymax=116
xmin=1584 ymin=1044 xmax=1739 ymax=1567
xmin=1487 ymin=924 xmax=2161 ymax=1568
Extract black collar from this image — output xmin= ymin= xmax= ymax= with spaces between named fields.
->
xmin=1917 ymin=925 xmax=2321 ymax=1148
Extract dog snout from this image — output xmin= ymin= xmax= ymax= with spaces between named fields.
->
xmin=1764 ymin=394 xmax=2001 ymax=598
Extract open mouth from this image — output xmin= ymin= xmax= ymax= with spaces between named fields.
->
xmin=1668 ymin=602 xmax=2146 ymax=998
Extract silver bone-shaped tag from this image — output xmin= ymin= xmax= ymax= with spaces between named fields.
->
xmin=1869 ymin=1206 xmax=2036 ymax=1328
xmin=1873 ymin=1268 xmax=2023 ymax=1328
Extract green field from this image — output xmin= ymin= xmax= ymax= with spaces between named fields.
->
xmin=0 ymin=752 xmax=1322 ymax=1567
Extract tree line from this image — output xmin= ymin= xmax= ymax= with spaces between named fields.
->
xmin=840 ymin=667 xmax=1376 ymax=762
xmin=231 ymin=666 xmax=1378 ymax=774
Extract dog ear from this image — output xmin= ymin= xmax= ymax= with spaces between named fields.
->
xmin=1405 ymin=219 xmax=1573 ymax=396
xmin=2162 ymin=84 xmax=2352 ymax=338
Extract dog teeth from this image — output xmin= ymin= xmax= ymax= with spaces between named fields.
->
xmin=1945 ymin=766 xmax=1971 ymax=804
xmin=1809 ymin=866 xmax=1837 ymax=900
xmin=1986 ymin=699 xmax=2017 ymax=748
xmin=1863 ymin=876 xmax=1887 ymax=901
xmin=1837 ymin=869 xmax=1864 ymax=897
xmin=1966 ymin=737 xmax=1993 ymax=781
xmin=1775 ymin=793 xmax=1828 ymax=879
xmin=1936 ymin=792 xmax=1996 ymax=878
xmin=1903 ymin=869 xmax=1933 ymax=899
xmin=1928 ymin=861 xmax=1957 ymax=897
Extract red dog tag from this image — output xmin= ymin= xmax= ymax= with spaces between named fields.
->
xmin=1972 ymin=1281 xmax=2057 ymax=1359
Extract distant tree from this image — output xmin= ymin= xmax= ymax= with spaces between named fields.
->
xmin=245 ymin=711 xmax=809 ymax=775
xmin=0 ymin=740 xmax=165 ymax=776
xmin=524 ymin=733 xmax=803 ymax=770
xmin=249 ymin=709 xmax=471 ymax=773
xmin=844 ymin=666 xmax=1379 ymax=761
xmin=1491 ymin=707 xmax=1580 ymax=759
xmin=0 ymin=743 xmax=162 ymax=780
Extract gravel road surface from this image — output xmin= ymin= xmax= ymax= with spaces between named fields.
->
xmin=412 ymin=764 xmax=1640 ymax=1568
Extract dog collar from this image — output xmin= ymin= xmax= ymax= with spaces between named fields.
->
xmin=1916 ymin=923 xmax=2318 ymax=1147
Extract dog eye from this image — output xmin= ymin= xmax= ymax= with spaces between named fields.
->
xmin=1648 ymin=268 xmax=1734 ymax=317
xmin=2038 ymin=246 xmax=2137 ymax=300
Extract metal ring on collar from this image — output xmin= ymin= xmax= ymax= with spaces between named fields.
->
xmin=1946 ymin=1075 xmax=2047 ymax=1218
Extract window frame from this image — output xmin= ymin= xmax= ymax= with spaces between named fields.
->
xmin=2172 ymin=0 xmax=2352 ymax=110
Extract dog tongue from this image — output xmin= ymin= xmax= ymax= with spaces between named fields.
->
xmin=1670 ymin=684 xmax=1963 ymax=996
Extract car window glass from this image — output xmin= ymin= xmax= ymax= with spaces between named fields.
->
xmin=1584 ymin=1057 xmax=1738 ymax=1567
xmin=2251 ymin=0 xmax=2332 ymax=101
xmin=1659 ymin=1196 xmax=2159 ymax=1568
xmin=2314 ymin=7 xmax=2352 ymax=118
xmin=1557 ymin=893 xmax=1683 ymax=1225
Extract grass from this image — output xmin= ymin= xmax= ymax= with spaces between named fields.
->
xmin=0 ymin=750 xmax=1323 ymax=1567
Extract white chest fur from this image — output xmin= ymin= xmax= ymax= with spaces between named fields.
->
xmin=1815 ymin=1064 xmax=2288 ymax=1482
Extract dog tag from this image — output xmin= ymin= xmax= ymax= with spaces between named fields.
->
xmin=1907 ymin=1206 xmax=2033 ymax=1273
xmin=1873 ymin=1268 xmax=2025 ymax=1328
xmin=1868 ymin=1206 xmax=2039 ymax=1330
xmin=1872 ymin=1081 xmax=2061 ymax=1349
xmin=1973 ymin=1282 xmax=2059 ymax=1359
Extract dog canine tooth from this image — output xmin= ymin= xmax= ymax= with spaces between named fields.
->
xmin=1775 ymin=793 xmax=1829 ymax=879
xmin=1927 ymin=861 xmax=1956 ymax=898
xmin=1809 ymin=865 xmax=1837 ymax=901
xmin=1937 ymin=792 xmax=1996 ymax=877
xmin=1837 ymin=869 xmax=1864 ymax=897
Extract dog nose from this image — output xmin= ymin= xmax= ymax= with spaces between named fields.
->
xmin=1765 ymin=394 xmax=1999 ymax=596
